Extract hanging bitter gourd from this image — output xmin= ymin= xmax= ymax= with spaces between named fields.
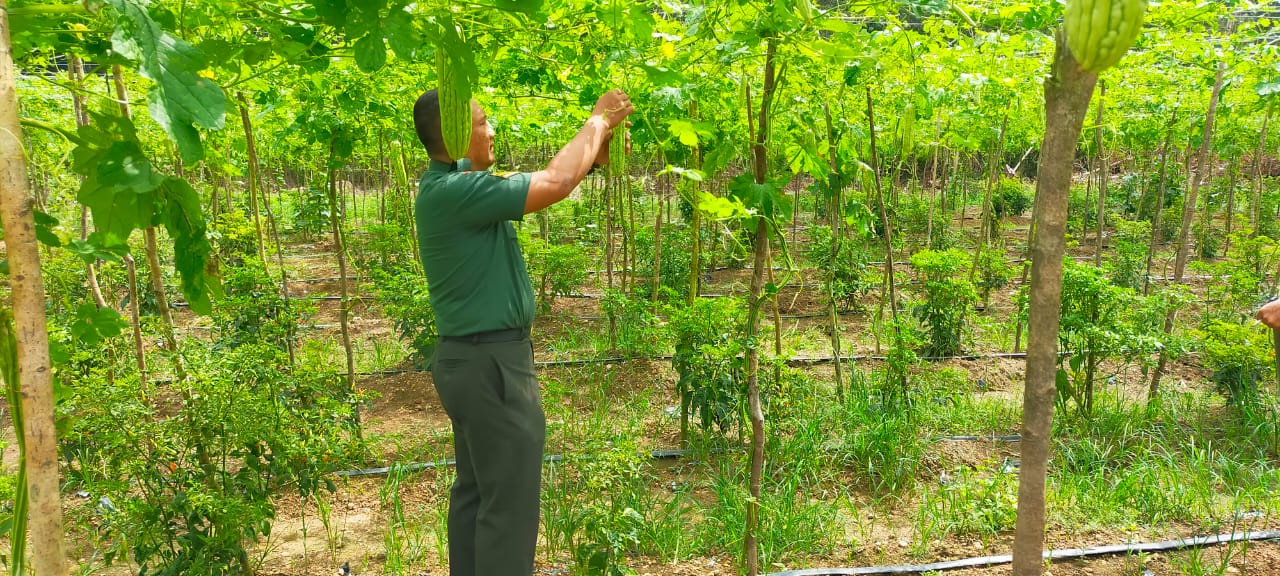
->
xmin=609 ymin=124 xmax=626 ymax=176
xmin=1064 ymin=0 xmax=1147 ymax=73
xmin=436 ymin=49 xmax=472 ymax=160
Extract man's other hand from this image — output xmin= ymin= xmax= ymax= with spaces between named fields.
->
xmin=1258 ymin=299 xmax=1280 ymax=329
xmin=592 ymin=89 xmax=634 ymax=128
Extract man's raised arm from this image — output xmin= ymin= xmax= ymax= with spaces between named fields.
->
xmin=524 ymin=89 xmax=634 ymax=214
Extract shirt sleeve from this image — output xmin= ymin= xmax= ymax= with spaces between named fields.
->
xmin=446 ymin=171 xmax=531 ymax=226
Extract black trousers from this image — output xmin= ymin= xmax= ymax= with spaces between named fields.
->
xmin=431 ymin=337 xmax=544 ymax=576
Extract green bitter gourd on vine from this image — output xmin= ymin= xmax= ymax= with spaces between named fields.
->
xmin=1065 ymin=0 xmax=1147 ymax=73
xmin=436 ymin=49 xmax=472 ymax=160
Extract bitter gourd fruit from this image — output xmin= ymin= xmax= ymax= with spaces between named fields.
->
xmin=1065 ymin=0 xmax=1147 ymax=73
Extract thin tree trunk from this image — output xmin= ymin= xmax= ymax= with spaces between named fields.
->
xmin=868 ymin=90 xmax=899 ymax=324
xmin=972 ymin=116 xmax=1007 ymax=281
xmin=1223 ymin=157 xmax=1238 ymax=256
xmin=1156 ymin=55 xmax=1228 ymax=397
xmin=1012 ymin=30 xmax=1097 ymax=576
xmin=1252 ymin=104 xmax=1272 ymax=243
xmin=124 ymin=255 xmax=147 ymax=397
xmin=1143 ymin=112 xmax=1176 ymax=296
xmin=824 ymin=104 xmax=845 ymax=400
xmin=1174 ymin=59 xmax=1226 ymax=281
xmin=743 ymin=38 xmax=778 ymax=576
xmin=1095 ymin=80 xmax=1107 ymax=267
xmin=652 ymin=155 xmax=664 ymax=304
xmin=326 ymin=138 xmax=359 ymax=432
xmin=69 ymin=56 xmax=108 ymax=309
xmin=114 ymin=65 xmax=186 ymax=379
xmin=688 ymin=100 xmax=702 ymax=305
xmin=0 ymin=5 xmax=70 ymax=570
xmin=237 ymin=93 xmax=269 ymax=268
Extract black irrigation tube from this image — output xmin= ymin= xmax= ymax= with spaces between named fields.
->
xmin=764 ymin=531 xmax=1280 ymax=576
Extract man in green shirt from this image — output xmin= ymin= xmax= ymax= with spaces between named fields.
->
xmin=412 ymin=88 xmax=632 ymax=576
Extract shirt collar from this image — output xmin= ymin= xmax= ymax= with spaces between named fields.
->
xmin=428 ymin=158 xmax=472 ymax=173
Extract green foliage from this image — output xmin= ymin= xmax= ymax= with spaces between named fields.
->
xmin=105 ymin=0 xmax=226 ymax=162
xmin=1199 ymin=321 xmax=1272 ymax=408
xmin=350 ymin=222 xmax=416 ymax=276
xmin=806 ymin=225 xmax=873 ymax=312
xmin=374 ymin=271 xmax=438 ymax=367
xmin=209 ymin=210 xmax=259 ymax=266
xmin=917 ymin=464 xmax=1019 ymax=541
xmin=523 ymin=235 xmax=592 ymax=313
xmin=1067 ymin=184 xmax=1098 ymax=236
xmin=63 ymin=344 xmax=361 ymax=574
xmin=72 ymin=110 xmax=220 ymax=313
xmin=1057 ymin=260 xmax=1162 ymax=414
xmin=908 ymin=249 xmax=977 ymax=357
xmin=992 ymin=177 xmax=1033 ymax=219
xmin=669 ymin=298 xmax=746 ymax=434
xmin=631 ymin=226 xmax=693 ymax=301
xmin=291 ymin=186 xmax=333 ymax=238
xmin=1190 ymin=232 xmax=1275 ymax=325
xmin=973 ymin=248 xmax=1014 ymax=304
xmin=832 ymin=369 xmax=927 ymax=494
xmin=1107 ymin=217 xmax=1151 ymax=290
xmin=600 ymin=290 xmax=665 ymax=357
xmin=212 ymin=262 xmax=312 ymax=352
xmin=570 ymin=445 xmax=648 ymax=576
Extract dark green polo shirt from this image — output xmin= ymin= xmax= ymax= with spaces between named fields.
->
xmin=415 ymin=158 xmax=535 ymax=337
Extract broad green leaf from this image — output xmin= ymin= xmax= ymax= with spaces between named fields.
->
xmin=33 ymin=211 xmax=61 ymax=248
xmin=70 ymin=303 xmax=128 ymax=345
xmin=384 ymin=9 xmax=422 ymax=61
xmin=107 ymin=0 xmax=226 ymax=164
xmin=354 ymin=33 xmax=388 ymax=72
xmin=697 ymin=192 xmax=751 ymax=220
xmin=636 ymin=63 xmax=686 ymax=87
xmin=160 ymin=178 xmax=220 ymax=315
xmin=728 ymin=173 xmax=792 ymax=220
xmin=667 ymin=119 xmax=704 ymax=147
xmin=492 ymin=0 xmax=543 ymax=16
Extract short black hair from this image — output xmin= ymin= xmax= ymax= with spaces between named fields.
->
xmin=413 ymin=89 xmax=448 ymax=158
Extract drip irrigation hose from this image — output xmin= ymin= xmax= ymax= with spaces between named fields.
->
xmin=763 ymin=531 xmax=1280 ymax=576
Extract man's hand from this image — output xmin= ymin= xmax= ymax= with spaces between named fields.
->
xmin=1258 ymin=299 xmax=1280 ymax=329
xmin=592 ymin=89 xmax=634 ymax=129
xmin=593 ymin=121 xmax=632 ymax=166
xmin=526 ymin=89 xmax=635 ymax=214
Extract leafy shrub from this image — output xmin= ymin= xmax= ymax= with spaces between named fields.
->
xmin=992 ymin=177 xmax=1033 ymax=219
xmin=291 ymin=185 xmax=331 ymax=238
xmin=600 ymin=290 xmax=665 ymax=357
xmin=208 ymin=209 xmax=260 ymax=265
xmin=973 ymin=248 xmax=1014 ymax=304
xmin=1159 ymin=199 xmax=1183 ymax=243
xmin=669 ymin=297 xmax=747 ymax=434
xmin=212 ymin=262 xmax=313 ymax=352
xmin=1107 ymin=217 xmax=1151 ymax=290
xmin=918 ymin=464 xmax=1019 ymax=539
xmin=63 ymin=344 xmax=363 ymax=574
xmin=373 ymin=270 xmax=437 ymax=366
xmin=1057 ymin=260 xmax=1161 ymax=415
xmin=523 ymin=233 xmax=592 ymax=313
xmin=631 ymin=226 xmax=692 ymax=301
xmin=1200 ymin=321 xmax=1272 ymax=408
xmin=1067 ymin=184 xmax=1096 ymax=236
xmin=806 ymin=225 xmax=874 ymax=312
xmin=909 ymin=249 xmax=977 ymax=357
xmin=349 ymin=222 xmax=415 ymax=276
